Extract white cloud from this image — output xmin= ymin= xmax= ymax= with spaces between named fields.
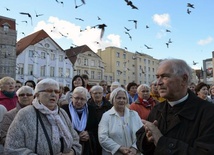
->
xmin=33 ymin=16 xmax=121 ymax=52
xmin=197 ymin=37 xmax=213 ymax=45
xmin=152 ymin=13 xmax=170 ymax=27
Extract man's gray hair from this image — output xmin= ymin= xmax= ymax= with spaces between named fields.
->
xmin=35 ymin=78 xmax=59 ymax=94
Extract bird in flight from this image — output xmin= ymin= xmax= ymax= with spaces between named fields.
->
xmin=125 ymin=31 xmax=132 ymax=41
xmin=74 ymin=0 xmax=85 ymax=8
xmin=93 ymin=24 xmax=107 ymax=39
xmin=166 ymin=29 xmax=171 ymax=33
xmin=187 ymin=3 xmax=194 ymax=9
xmin=124 ymin=27 xmax=131 ymax=31
xmin=97 ymin=16 xmax=101 ymax=20
xmin=5 ymin=7 xmax=10 ymax=11
xmin=187 ymin=8 xmax=191 ymax=14
xmin=124 ymin=0 xmax=138 ymax=9
xmin=193 ymin=61 xmax=198 ymax=65
xmin=168 ymin=38 xmax=172 ymax=43
xmin=75 ymin=18 xmax=84 ymax=21
xmin=146 ymin=25 xmax=149 ymax=29
xmin=19 ymin=12 xmax=33 ymax=25
xmin=144 ymin=44 xmax=152 ymax=49
xmin=166 ymin=42 xmax=169 ymax=48
xmin=128 ymin=20 xmax=137 ymax=29
xmin=35 ymin=11 xmax=43 ymax=17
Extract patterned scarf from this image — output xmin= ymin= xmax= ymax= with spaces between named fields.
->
xmin=69 ymin=102 xmax=88 ymax=132
xmin=138 ymin=96 xmax=154 ymax=108
xmin=32 ymin=98 xmax=73 ymax=150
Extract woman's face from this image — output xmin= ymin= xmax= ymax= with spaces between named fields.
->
xmin=73 ymin=77 xmax=83 ymax=87
xmin=91 ymin=88 xmax=103 ymax=103
xmin=129 ymin=85 xmax=137 ymax=95
xmin=114 ymin=91 xmax=127 ymax=110
xmin=1 ymin=79 xmax=15 ymax=92
xmin=138 ymin=86 xmax=150 ymax=100
xmin=37 ymin=84 xmax=60 ymax=110
xmin=210 ymin=86 xmax=214 ymax=95
xmin=72 ymin=92 xmax=87 ymax=109
xmin=197 ymin=86 xmax=208 ymax=100
xmin=18 ymin=90 xmax=34 ymax=107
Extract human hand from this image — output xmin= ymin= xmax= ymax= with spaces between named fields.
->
xmin=119 ymin=146 xmax=131 ymax=154
xmin=79 ymin=131 xmax=89 ymax=141
xmin=127 ymin=147 xmax=137 ymax=155
xmin=57 ymin=149 xmax=74 ymax=155
xmin=142 ymin=120 xmax=162 ymax=146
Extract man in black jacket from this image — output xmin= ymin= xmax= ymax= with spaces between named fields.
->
xmin=136 ymin=59 xmax=214 ymax=155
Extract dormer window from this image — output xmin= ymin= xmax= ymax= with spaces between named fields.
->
xmin=2 ymin=23 xmax=10 ymax=32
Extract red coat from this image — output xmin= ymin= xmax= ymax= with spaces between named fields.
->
xmin=0 ymin=91 xmax=17 ymax=111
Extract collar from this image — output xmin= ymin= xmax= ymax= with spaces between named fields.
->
xmin=168 ymin=93 xmax=189 ymax=107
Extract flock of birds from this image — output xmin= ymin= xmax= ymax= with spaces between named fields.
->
xmin=3 ymin=0 xmax=197 ymax=60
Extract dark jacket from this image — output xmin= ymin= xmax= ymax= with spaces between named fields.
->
xmin=136 ymin=90 xmax=214 ymax=155
xmin=61 ymin=104 xmax=99 ymax=155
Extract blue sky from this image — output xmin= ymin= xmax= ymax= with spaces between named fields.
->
xmin=1 ymin=0 xmax=214 ymax=69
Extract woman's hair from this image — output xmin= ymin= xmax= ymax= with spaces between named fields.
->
xmin=73 ymin=86 xmax=88 ymax=99
xmin=137 ymin=84 xmax=150 ymax=93
xmin=195 ymin=82 xmax=208 ymax=95
xmin=34 ymin=78 xmax=59 ymax=94
xmin=110 ymin=87 xmax=129 ymax=104
xmin=159 ymin=59 xmax=192 ymax=85
xmin=110 ymin=81 xmax=121 ymax=92
xmin=126 ymin=82 xmax=137 ymax=91
xmin=0 ymin=76 xmax=15 ymax=88
xmin=90 ymin=85 xmax=103 ymax=93
xmin=16 ymin=86 xmax=34 ymax=96
xmin=24 ymin=80 xmax=36 ymax=89
xmin=71 ymin=75 xmax=85 ymax=92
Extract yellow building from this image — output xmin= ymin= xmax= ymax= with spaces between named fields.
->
xmin=97 ymin=46 xmax=159 ymax=86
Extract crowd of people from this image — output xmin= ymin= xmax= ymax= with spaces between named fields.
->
xmin=0 ymin=59 xmax=214 ymax=155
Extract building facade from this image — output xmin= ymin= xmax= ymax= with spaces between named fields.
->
xmin=0 ymin=16 xmax=17 ymax=79
xmin=97 ymin=47 xmax=159 ymax=86
xmin=16 ymin=29 xmax=73 ymax=87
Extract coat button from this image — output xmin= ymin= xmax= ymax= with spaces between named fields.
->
xmin=168 ymin=143 xmax=175 ymax=149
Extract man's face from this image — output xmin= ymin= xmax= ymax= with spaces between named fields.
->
xmin=156 ymin=62 xmax=185 ymax=101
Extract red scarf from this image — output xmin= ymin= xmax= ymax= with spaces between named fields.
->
xmin=138 ymin=96 xmax=154 ymax=108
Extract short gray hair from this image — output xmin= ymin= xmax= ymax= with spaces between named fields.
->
xmin=16 ymin=86 xmax=34 ymax=96
xmin=137 ymin=84 xmax=150 ymax=93
xmin=35 ymin=78 xmax=59 ymax=94
xmin=73 ymin=86 xmax=88 ymax=99
xmin=110 ymin=87 xmax=129 ymax=104
xmin=90 ymin=85 xmax=103 ymax=93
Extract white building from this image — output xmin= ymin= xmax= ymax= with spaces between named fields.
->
xmin=16 ymin=29 xmax=73 ymax=87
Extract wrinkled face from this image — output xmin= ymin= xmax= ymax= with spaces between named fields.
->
xmin=72 ymin=92 xmax=87 ymax=109
xmin=91 ymin=88 xmax=103 ymax=103
xmin=1 ymin=79 xmax=15 ymax=92
xmin=73 ymin=77 xmax=83 ymax=87
xmin=114 ymin=91 xmax=127 ymax=110
xmin=197 ymin=86 xmax=208 ymax=100
xmin=37 ymin=84 xmax=60 ymax=110
xmin=15 ymin=83 xmax=22 ymax=91
xmin=18 ymin=90 xmax=34 ymax=107
xmin=156 ymin=62 xmax=186 ymax=101
xmin=138 ymin=86 xmax=150 ymax=100
xmin=129 ymin=85 xmax=137 ymax=95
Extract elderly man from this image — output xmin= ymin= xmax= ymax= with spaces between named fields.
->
xmin=136 ymin=59 xmax=214 ymax=154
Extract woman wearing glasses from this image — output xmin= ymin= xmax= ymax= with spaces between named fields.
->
xmin=61 ymin=86 xmax=99 ymax=155
xmin=0 ymin=86 xmax=34 ymax=146
xmin=4 ymin=78 xmax=81 ymax=155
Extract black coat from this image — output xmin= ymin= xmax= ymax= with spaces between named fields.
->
xmin=61 ymin=104 xmax=99 ymax=155
xmin=136 ymin=90 xmax=214 ymax=155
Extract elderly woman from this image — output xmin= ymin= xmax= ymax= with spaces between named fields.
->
xmin=0 ymin=76 xmax=18 ymax=111
xmin=98 ymin=87 xmax=143 ymax=155
xmin=61 ymin=86 xmax=99 ymax=155
xmin=127 ymin=82 xmax=138 ymax=104
xmin=150 ymin=80 xmax=165 ymax=103
xmin=0 ymin=86 xmax=34 ymax=146
xmin=129 ymin=84 xmax=156 ymax=120
xmin=195 ymin=82 xmax=212 ymax=102
xmin=4 ymin=78 xmax=81 ymax=155
xmin=105 ymin=81 xmax=121 ymax=101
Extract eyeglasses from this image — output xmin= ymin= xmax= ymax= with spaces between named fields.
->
xmin=18 ymin=93 xmax=33 ymax=97
xmin=73 ymin=96 xmax=86 ymax=102
xmin=141 ymin=90 xmax=149 ymax=93
xmin=92 ymin=92 xmax=103 ymax=95
xmin=38 ymin=89 xmax=60 ymax=94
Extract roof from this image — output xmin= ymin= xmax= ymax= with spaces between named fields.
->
xmin=16 ymin=29 xmax=64 ymax=56
xmin=65 ymin=45 xmax=100 ymax=64
xmin=0 ymin=16 xmax=16 ymax=30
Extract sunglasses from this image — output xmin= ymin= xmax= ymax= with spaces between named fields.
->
xmin=38 ymin=89 xmax=60 ymax=94
xmin=18 ymin=93 xmax=33 ymax=97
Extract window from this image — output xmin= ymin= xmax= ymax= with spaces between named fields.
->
xmin=116 ymin=61 xmax=120 ymax=67
xmin=144 ymin=59 xmax=146 ymax=63
xmin=84 ymin=58 xmax=88 ymax=66
xmin=148 ymin=60 xmax=150 ymax=64
xmin=29 ymin=50 xmax=34 ymax=58
xmin=148 ymin=67 xmax=150 ymax=72
xmin=139 ymin=65 xmax=142 ymax=69
xmin=104 ymin=76 xmax=107 ymax=81
xmin=77 ymin=69 xmax=80 ymax=75
xmin=66 ymin=68 xmax=70 ymax=77
xmin=152 ymin=61 xmax=154 ymax=65
xmin=91 ymin=71 xmax=95 ymax=79
xmin=123 ymin=80 xmax=126 ymax=85
xmin=109 ymin=76 xmax=112 ymax=82
xmin=18 ymin=63 xmax=24 ymax=74
xmin=98 ymin=72 xmax=101 ymax=80
xmin=41 ymin=52 xmax=46 ymax=59
xmin=84 ymin=70 xmax=89 ymax=75
xmin=117 ymin=79 xmax=120 ymax=83
xmin=123 ymin=53 xmax=126 ymax=59
xmin=40 ymin=66 xmax=45 ymax=76
xmin=50 ymin=53 xmax=55 ymax=60
xmin=91 ymin=60 xmax=95 ymax=66
xmin=116 ymin=52 xmax=120 ymax=58
xmin=28 ymin=64 xmax=33 ymax=75
xmin=152 ymin=68 xmax=155 ymax=72
xmin=59 ymin=68 xmax=63 ymax=77
xmin=123 ymin=71 xmax=126 ymax=76
xmin=59 ymin=55 xmax=63 ymax=62
xmin=3 ymin=25 xmax=9 ymax=32
xmin=123 ymin=62 xmax=126 ymax=67
xmin=50 ymin=67 xmax=55 ymax=77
